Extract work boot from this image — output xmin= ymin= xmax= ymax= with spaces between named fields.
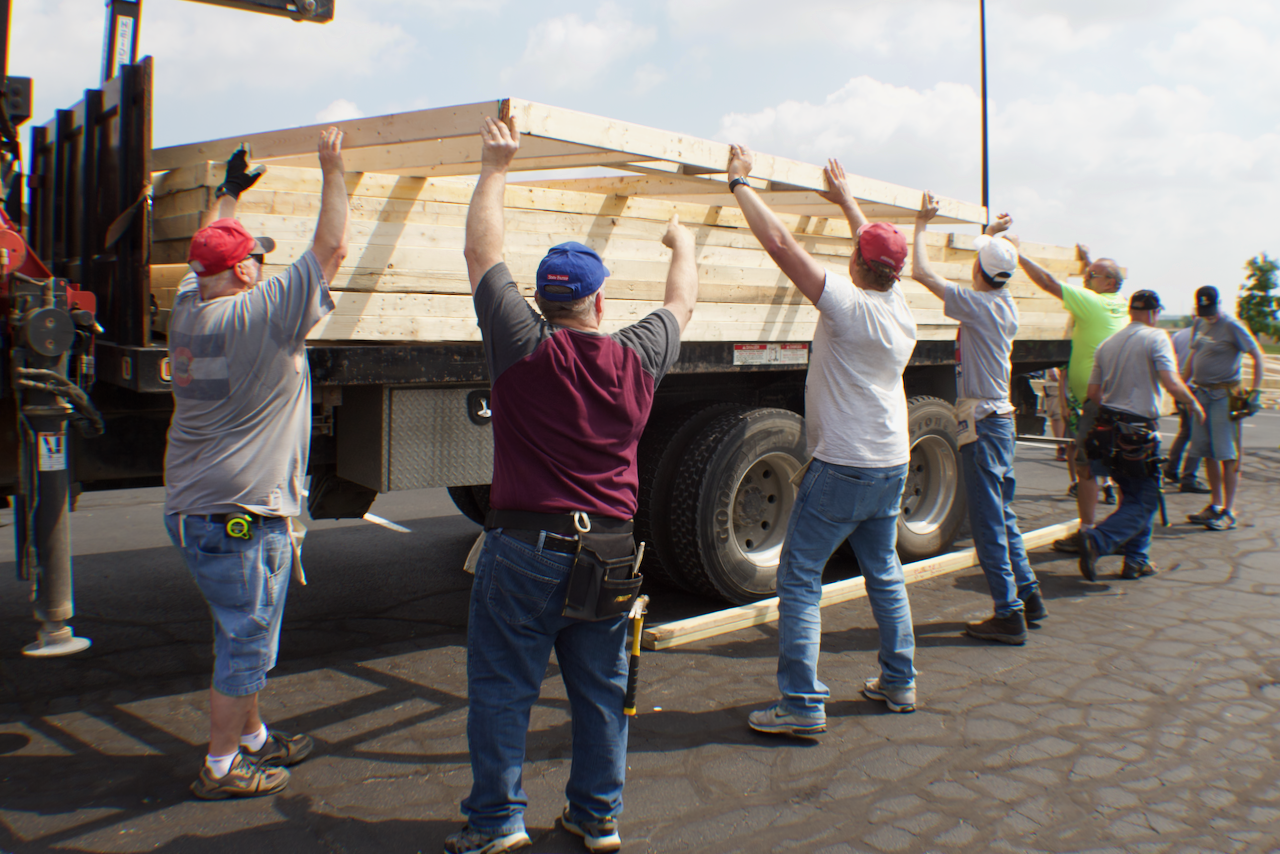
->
xmin=965 ymin=611 xmax=1027 ymax=645
xmin=1078 ymin=529 xmax=1100 ymax=582
xmin=244 ymin=729 xmax=314 ymax=768
xmin=1052 ymin=532 xmax=1080 ymax=553
xmin=190 ymin=753 xmax=289 ymax=800
xmin=1020 ymin=590 xmax=1048 ymax=622
xmin=1121 ymin=560 xmax=1158 ymax=579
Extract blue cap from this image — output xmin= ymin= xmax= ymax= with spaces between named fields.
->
xmin=535 ymin=242 xmax=610 ymax=301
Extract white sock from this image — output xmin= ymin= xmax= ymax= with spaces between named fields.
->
xmin=241 ymin=723 xmax=269 ymax=752
xmin=1211 ymin=505 xmax=1224 ymax=514
xmin=205 ymin=750 xmax=238 ymax=778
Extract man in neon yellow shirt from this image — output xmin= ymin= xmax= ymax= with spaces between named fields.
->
xmin=1018 ymin=249 xmax=1128 ymax=544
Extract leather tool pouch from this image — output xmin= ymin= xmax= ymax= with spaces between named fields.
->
xmin=564 ymin=530 xmax=642 ymax=622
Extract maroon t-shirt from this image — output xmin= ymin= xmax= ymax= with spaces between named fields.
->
xmin=475 ymin=262 xmax=680 ymax=519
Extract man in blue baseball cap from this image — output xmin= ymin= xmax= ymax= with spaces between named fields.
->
xmin=444 ymin=116 xmax=700 ymax=854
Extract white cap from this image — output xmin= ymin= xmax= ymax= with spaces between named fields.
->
xmin=973 ymin=234 xmax=1018 ymax=284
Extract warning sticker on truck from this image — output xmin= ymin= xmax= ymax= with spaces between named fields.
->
xmin=38 ymin=432 xmax=67 ymax=472
xmin=732 ymin=343 xmax=809 ymax=366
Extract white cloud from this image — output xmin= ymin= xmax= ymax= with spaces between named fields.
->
xmin=501 ymin=3 xmax=657 ymax=91
xmin=317 ymin=99 xmax=365 ymax=122
xmin=632 ymin=64 xmax=667 ymax=95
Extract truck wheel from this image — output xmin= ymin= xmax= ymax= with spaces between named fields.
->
xmin=897 ymin=396 xmax=966 ymax=561
xmin=667 ymin=407 xmax=806 ymax=604
xmin=636 ymin=401 xmax=746 ymax=591
xmin=447 ymin=485 xmax=491 ymax=526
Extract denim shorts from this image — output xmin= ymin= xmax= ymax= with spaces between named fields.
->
xmin=165 ymin=513 xmax=292 ymax=697
xmin=1189 ymin=387 xmax=1240 ymax=461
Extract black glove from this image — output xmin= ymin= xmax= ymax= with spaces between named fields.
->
xmin=215 ymin=145 xmax=266 ymax=200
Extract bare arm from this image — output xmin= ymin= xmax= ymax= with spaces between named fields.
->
xmin=728 ymin=144 xmax=827 ymax=304
xmin=816 ymin=158 xmax=868 ymax=232
xmin=910 ymin=192 xmax=949 ymax=301
xmin=464 ymin=117 xmax=519 ymax=293
xmin=660 ymin=214 xmax=698 ymax=332
xmin=311 ymin=128 xmax=349 ymax=284
xmin=1017 ymin=253 xmax=1064 ymax=300
xmin=1159 ymin=370 xmax=1205 ymax=420
xmin=1086 ymin=382 xmax=1101 ymax=404
xmin=216 ymin=194 xmax=237 ymax=220
xmin=1249 ymin=349 xmax=1265 ymax=390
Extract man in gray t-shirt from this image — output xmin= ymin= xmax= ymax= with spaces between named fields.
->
xmin=912 ymin=195 xmax=1041 ymax=646
xmin=164 ymin=130 xmax=348 ymax=800
xmin=1183 ymin=285 xmax=1266 ymax=531
xmin=1078 ymin=291 xmax=1203 ymax=581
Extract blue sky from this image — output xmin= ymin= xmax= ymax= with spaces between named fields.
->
xmin=15 ymin=0 xmax=1280 ymax=314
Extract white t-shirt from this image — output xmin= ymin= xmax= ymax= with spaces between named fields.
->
xmin=943 ymin=283 xmax=1019 ymax=420
xmin=805 ymin=271 xmax=918 ymax=468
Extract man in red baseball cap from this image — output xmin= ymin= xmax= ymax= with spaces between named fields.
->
xmin=163 ymin=128 xmax=348 ymax=800
xmin=727 ymin=145 xmax=920 ymax=732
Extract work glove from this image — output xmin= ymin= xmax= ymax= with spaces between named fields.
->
xmin=215 ymin=145 xmax=266 ymax=200
xmin=1245 ymin=389 xmax=1263 ymax=417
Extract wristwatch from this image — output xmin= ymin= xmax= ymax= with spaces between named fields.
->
xmin=728 ymin=177 xmax=749 ymax=193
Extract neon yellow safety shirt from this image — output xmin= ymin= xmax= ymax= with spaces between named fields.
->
xmin=1060 ymin=284 xmax=1128 ymax=403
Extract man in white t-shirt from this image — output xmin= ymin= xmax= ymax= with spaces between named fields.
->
xmin=911 ymin=195 xmax=1042 ymax=646
xmin=728 ymin=147 xmax=919 ymax=731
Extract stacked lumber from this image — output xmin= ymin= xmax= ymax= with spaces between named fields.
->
xmin=147 ymin=98 xmax=1079 ymax=344
xmin=149 ymin=166 xmax=1078 ymax=344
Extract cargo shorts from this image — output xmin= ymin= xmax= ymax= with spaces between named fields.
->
xmin=165 ymin=513 xmax=292 ymax=697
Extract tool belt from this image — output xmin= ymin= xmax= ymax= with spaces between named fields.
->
xmin=1084 ymin=406 xmax=1161 ymax=480
xmin=185 ymin=511 xmax=273 ymax=540
xmin=486 ymin=509 xmax=642 ymax=622
xmin=1195 ymin=380 xmax=1239 ymax=390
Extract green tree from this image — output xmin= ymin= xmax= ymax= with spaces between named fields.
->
xmin=1238 ymin=253 xmax=1280 ymax=340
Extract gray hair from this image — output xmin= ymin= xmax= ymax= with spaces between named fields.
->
xmin=536 ymin=292 xmax=596 ymax=324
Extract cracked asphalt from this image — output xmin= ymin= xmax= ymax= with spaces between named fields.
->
xmin=2 ymin=414 xmax=1279 ymax=854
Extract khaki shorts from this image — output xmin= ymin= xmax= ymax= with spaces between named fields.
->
xmin=1044 ymin=384 xmax=1063 ymax=420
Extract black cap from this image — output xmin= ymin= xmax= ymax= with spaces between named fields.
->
xmin=1195 ymin=285 xmax=1219 ymax=317
xmin=1129 ymin=290 xmax=1162 ymax=311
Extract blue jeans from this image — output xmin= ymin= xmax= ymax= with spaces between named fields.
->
xmin=775 ymin=460 xmax=915 ymax=717
xmin=961 ymin=417 xmax=1038 ymax=617
xmin=1085 ymin=467 xmax=1161 ymax=565
xmin=463 ymin=529 xmax=629 ymax=836
xmin=165 ymin=513 xmax=292 ymax=697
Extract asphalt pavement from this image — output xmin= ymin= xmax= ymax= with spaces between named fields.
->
xmin=2 ymin=413 xmax=1279 ymax=854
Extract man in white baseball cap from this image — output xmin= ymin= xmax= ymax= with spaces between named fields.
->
xmin=911 ymin=194 xmax=1043 ymax=645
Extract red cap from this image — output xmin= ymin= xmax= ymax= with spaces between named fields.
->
xmin=857 ymin=222 xmax=908 ymax=278
xmin=187 ymin=218 xmax=274 ymax=277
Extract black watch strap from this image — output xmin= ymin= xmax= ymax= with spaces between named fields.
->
xmin=728 ymin=177 xmax=749 ymax=192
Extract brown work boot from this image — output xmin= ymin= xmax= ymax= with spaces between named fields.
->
xmin=965 ymin=611 xmax=1027 ymax=645
xmin=244 ymin=729 xmax=314 ymax=767
xmin=191 ymin=753 xmax=289 ymax=800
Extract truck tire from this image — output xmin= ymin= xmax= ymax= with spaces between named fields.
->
xmin=897 ymin=396 xmax=966 ymax=561
xmin=666 ymin=407 xmax=807 ymax=604
xmin=447 ymin=485 xmax=491 ymax=526
xmin=636 ymin=401 xmax=746 ymax=591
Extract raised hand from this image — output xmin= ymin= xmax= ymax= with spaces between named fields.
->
xmin=727 ymin=144 xmax=754 ymax=182
xmin=480 ymin=116 xmax=520 ymax=173
xmin=817 ymin=158 xmax=853 ymax=207
xmin=318 ymin=127 xmax=345 ymax=175
xmin=917 ymin=191 xmax=940 ymax=222
xmin=986 ymin=213 xmax=1012 ymax=235
xmin=662 ymin=212 xmax=692 ymax=251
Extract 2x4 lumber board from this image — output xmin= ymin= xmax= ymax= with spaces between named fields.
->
xmin=506 ymin=99 xmax=986 ymax=225
xmin=641 ymin=519 xmax=1081 ymax=651
xmin=151 ymin=101 xmax=504 ymax=172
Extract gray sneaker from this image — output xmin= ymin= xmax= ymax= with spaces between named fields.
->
xmin=560 ymin=805 xmax=622 ymax=853
xmin=747 ymin=701 xmax=826 ymax=735
xmin=1204 ymin=509 xmax=1237 ymax=531
xmin=1187 ymin=504 xmax=1221 ymax=525
xmin=442 ymin=825 xmax=531 ymax=854
xmin=861 ymin=677 xmax=917 ymax=713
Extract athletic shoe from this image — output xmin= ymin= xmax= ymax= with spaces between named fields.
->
xmin=190 ymin=753 xmax=289 ymax=800
xmin=1179 ymin=480 xmax=1211 ymax=494
xmin=861 ymin=677 xmax=917 ymax=713
xmin=1078 ymin=529 xmax=1099 ymax=582
xmin=560 ymin=806 xmax=622 ymax=853
xmin=1067 ymin=482 xmax=1079 ymax=499
xmin=1020 ymin=591 xmax=1048 ymax=622
xmin=747 ymin=701 xmax=826 ymax=735
xmin=442 ymin=825 xmax=531 ymax=854
xmin=1187 ymin=505 xmax=1221 ymax=525
xmin=1161 ymin=466 xmax=1180 ymax=484
xmin=965 ymin=612 xmax=1027 ymax=645
xmin=244 ymin=729 xmax=314 ymax=767
xmin=1102 ymin=485 xmax=1117 ymax=505
xmin=1052 ymin=533 xmax=1080 ymax=553
xmin=1121 ymin=560 xmax=1158 ymax=579
xmin=1205 ymin=510 xmax=1237 ymax=531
